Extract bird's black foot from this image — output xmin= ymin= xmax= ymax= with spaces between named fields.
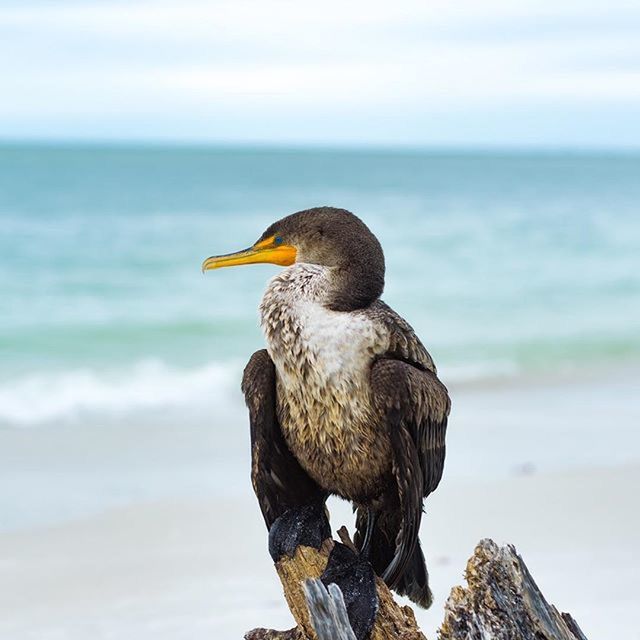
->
xmin=321 ymin=542 xmax=378 ymax=640
xmin=268 ymin=503 xmax=331 ymax=562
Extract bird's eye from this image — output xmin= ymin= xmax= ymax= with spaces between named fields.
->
xmin=274 ymin=236 xmax=283 ymax=245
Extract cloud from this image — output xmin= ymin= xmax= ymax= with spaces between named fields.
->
xmin=1 ymin=0 xmax=639 ymax=145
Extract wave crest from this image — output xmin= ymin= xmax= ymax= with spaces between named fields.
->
xmin=0 ymin=360 xmax=242 ymax=426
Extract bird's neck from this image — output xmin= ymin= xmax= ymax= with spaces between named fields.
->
xmin=259 ymin=263 xmax=384 ymax=386
xmin=261 ymin=263 xmax=331 ymax=315
xmin=260 ymin=261 xmax=382 ymax=317
xmin=259 ymin=264 xmax=329 ymax=370
xmin=327 ymin=258 xmax=384 ymax=312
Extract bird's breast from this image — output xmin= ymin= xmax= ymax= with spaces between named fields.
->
xmin=260 ymin=265 xmax=392 ymax=500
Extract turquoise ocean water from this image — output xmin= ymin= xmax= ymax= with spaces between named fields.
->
xmin=1 ymin=144 xmax=639 ymax=426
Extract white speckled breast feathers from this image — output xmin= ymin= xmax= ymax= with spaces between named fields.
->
xmin=260 ymin=264 xmax=392 ymax=500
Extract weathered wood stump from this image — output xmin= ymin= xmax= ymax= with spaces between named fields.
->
xmin=440 ymin=538 xmax=588 ymax=640
xmin=245 ymin=527 xmax=425 ymax=640
xmin=245 ymin=537 xmax=588 ymax=640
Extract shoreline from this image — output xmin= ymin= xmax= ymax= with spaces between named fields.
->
xmin=444 ymin=356 xmax=640 ymax=392
xmin=1 ymin=363 xmax=639 ymax=531
xmin=1 ymin=356 xmax=639 ymax=430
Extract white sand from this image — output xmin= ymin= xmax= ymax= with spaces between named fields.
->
xmin=1 ymin=369 xmax=639 ymax=639
xmin=1 ymin=463 xmax=638 ymax=640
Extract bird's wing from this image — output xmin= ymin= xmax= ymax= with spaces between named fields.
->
xmin=242 ymin=349 xmax=326 ymax=528
xmin=370 ymin=301 xmax=437 ymax=373
xmin=368 ymin=356 xmax=450 ymax=587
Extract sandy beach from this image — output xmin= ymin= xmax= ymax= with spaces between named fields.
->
xmin=1 ymin=369 xmax=639 ymax=640
xmin=1 ymin=464 xmax=638 ymax=639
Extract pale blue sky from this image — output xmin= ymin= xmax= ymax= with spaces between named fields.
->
xmin=1 ymin=0 xmax=639 ymax=147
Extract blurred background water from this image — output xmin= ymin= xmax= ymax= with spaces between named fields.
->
xmin=1 ymin=143 xmax=639 ymax=426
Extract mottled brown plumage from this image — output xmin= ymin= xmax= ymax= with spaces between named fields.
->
xmin=215 ymin=207 xmax=450 ymax=609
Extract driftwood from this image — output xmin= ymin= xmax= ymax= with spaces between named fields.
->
xmin=246 ymin=526 xmax=425 ymax=640
xmin=440 ymin=539 xmax=588 ymax=640
xmin=246 ymin=536 xmax=588 ymax=640
xmin=302 ymin=580 xmax=357 ymax=640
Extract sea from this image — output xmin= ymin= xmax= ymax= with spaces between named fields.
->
xmin=2 ymin=143 xmax=639 ymax=426
xmin=1 ymin=143 xmax=639 ymax=530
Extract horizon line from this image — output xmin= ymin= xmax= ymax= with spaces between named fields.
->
xmin=1 ymin=136 xmax=639 ymax=156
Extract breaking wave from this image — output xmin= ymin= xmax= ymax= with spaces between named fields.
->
xmin=0 ymin=360 xmax=244 ymax=426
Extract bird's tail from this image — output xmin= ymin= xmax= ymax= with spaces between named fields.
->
xmin=394 ymin=539 xmax=432 ymax=608
xmin=355 ymin=509 xmax=433 ymax=609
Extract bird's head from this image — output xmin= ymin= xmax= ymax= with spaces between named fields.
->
xmin=202 ymin=207 xmax=385 ymax=310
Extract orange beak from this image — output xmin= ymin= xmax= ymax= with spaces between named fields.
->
xmin=202 ymin=235 xmax=297 ymax=272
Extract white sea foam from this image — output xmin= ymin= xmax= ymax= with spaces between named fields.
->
xmin=0 ymin=356 xmax=522 ymax=427
xmin=0 ymin=360 xmax=244 ymax=426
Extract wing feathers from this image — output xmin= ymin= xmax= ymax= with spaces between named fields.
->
xmin=382 ymin=407 xmax=423 ymax=587
xmin=370 ymin=357 xmax=450 ymax=588
xmin=242 ymin=349 xmax=325 ymax=527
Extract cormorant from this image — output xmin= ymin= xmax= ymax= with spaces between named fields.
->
xmin=203 ymin=207 xmax=450 ymax=613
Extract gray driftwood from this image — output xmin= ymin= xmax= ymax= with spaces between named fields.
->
xmin=440 ymin=538 xmax=589 ymax=640
xmin=303 ymin=580 xmax=358 ymax=640
xmin=245 ymin=537 xmax=588 ymax=640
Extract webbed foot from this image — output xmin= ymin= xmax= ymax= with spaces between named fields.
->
xmin=268 ymin=503 xmax=331 ymax=562
xmin=321 ymin=542 xmax=378 ymax=640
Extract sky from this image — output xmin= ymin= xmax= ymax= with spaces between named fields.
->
xmin=1 ymin=0 xmax=639 ymax=148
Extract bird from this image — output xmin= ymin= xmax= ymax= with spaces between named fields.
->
xmin=203 ymin=206 xmax=450 ymax=609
